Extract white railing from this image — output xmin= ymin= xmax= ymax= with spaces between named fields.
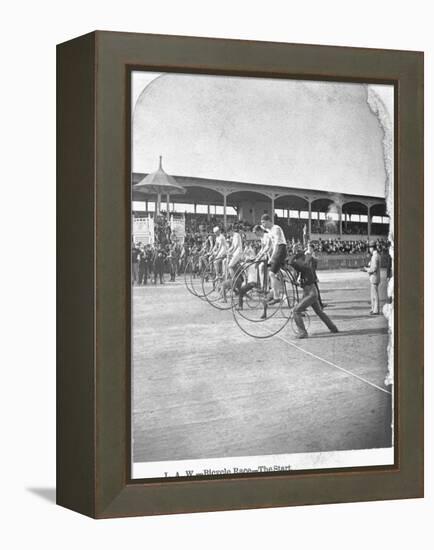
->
xmin=133 ymin=217 xmax=154 ymax=245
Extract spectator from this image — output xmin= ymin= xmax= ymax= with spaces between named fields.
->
xmin=364 ymin=243 xmax=381 ymax=315
xmin=138 ymin=244 xmax=152 ymax=285
xmin=132 ymin=243 xmax=140 ymax=285
xmin=153 ymin=247 xmax=167 ymax=284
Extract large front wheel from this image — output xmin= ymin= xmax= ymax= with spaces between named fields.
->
xmin=184 ymin=256 xmax=207 ymax=298
xmin=231 ymin=263 xmax=293 ymax=339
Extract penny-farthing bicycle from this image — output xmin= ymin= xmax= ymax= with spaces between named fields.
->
xmin=184 ymin=253 xmax=208 ymax=299
xmin=230 ymin=259 xmax=310 ymax=338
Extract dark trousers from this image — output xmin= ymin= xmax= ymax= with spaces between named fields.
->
xmin=314 ymin=282 xmax=324 ymax=308
xmin=153 ymin=263 xmax=164 ymax=284
xmin=169 ymin=260 xmax=177 ymax=281
xmin=293 ymin=284 xmax=337 ymax=334
xmin=138 ymin=262 xmax=149 ymax=285
xmin=132 ymin=262 xmax=139 ymax=285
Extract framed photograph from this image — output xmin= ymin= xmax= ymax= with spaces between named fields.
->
xmin=57 ymin=31 xmax=424 ymax=518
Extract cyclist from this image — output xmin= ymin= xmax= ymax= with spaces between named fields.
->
xmin=260 ymin=214 xmax=287 ymax=305
xmin=210 ymin=226 xmax=228 ymax=277
xmin=198 ymin=233 xmax=213 ymax=272
xmin=220 ymin=224 xmax=244 ymax=303
xmin=236 ymin=238 xmax=259 ymax=310
xmin=234 ymin=224 xmax=271 ymax=311
xmin=253 ymin=223 xmax=273 ymax=263
xmin=227 ymin=224 xmax=243 ymax=279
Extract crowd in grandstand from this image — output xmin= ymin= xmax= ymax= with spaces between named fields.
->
xmin=312 ymin=237 xmax=389 ymax=255
xmin=310 ymin=219 xmax=387 ymax=236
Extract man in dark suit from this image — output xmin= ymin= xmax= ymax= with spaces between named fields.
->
xmin=167 ymin=243 xmax=179 ymax=282
xmin=304 ymin=243 xmax=325 ymax=309
xmin=131 ymin=242 xmax=140 ymax=285
xmin=153 ymin=247 xmax=167 ymax=284
xmin=290 ymin=251 xmax=338 ymax=339
xmin=138 ymin=244 xmax=152 ymax=285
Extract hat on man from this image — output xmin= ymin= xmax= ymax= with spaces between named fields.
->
xmin=293 ymin=250 xmax=305 ymax=260
xmin=213 ymin=226 xmax=220 ymax=234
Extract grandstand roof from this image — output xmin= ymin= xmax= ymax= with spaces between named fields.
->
xmin=132 ymin=173 xmax=387 ymax=216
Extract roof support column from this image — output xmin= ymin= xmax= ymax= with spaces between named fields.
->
xmin=367 ymin=205 xmax=371 ymax=242
xmin=166 ymin=194 xmax=170 ymax=215
xmin=271 ymin=195 xmax=275 ymax=219
xmin=338 ymin=203 xmax=343 ymax=237
xmin=156 ymin=192 xmax=161 ymax=216
xmin=308 ymin=199 xmax=312 ymax=240
xmin=223 ymin=193 xmax=227 ymax=229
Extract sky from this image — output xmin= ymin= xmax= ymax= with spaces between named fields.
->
xmin=131 ymin=71 xmax=393 ymax=198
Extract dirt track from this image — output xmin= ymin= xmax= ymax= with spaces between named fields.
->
xmin=132 ymin=269 xmax=392 ymax=463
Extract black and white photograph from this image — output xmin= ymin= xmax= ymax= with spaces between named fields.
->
xmin=130 ymin=71 xmax=395 ymax=479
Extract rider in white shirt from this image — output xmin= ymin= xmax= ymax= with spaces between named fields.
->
xmin=227 ymin=224 xmax=243 ymax=277
xmin=260 ymin=214 xmax=287 ymax=304
xmin=220 ymin=224 xmax=244 ymax=302
xmin=210 ymin=226 xmax=228 ymax=276
xmin=254 ymin=225 xmax=273 ymax=263
xmin=253 ymin=224 xmax=271 ymax=286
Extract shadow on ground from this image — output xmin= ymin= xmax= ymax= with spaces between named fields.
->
xmin=27 ymin=488 xmax=56 ymax=504
xmin=308 ymin=327 xmax=388 ymax=338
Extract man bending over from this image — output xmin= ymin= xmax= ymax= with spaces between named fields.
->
xmin=290 ymin=250 xmax=339 ymax=339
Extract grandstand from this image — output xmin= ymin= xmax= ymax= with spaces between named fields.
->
xmin=132 ymin=172 xmax=389 ymax=243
